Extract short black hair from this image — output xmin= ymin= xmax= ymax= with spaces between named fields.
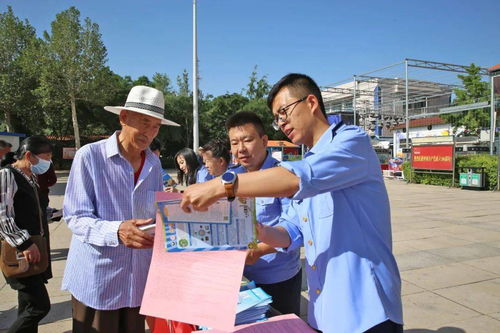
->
xmin=225 ymin=111 xmax=265 ymax=137
xmin=201 ymin=138 xmax=230 ymax=164
xmin=0 ymin=140 xmax=8 ymax=148
xmin=149 ymin=138 xmax=162 ymax=152
xmin=267 ymin=73 xmax=326 ymax=118
xmin=16 ymin=135 xmax=52 ymax=159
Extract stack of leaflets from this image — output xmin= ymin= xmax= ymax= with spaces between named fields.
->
xmin=235 ymin=282 xmax=272 ymax=325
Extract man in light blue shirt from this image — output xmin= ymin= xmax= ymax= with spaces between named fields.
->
xmin=226 ymin=111 xmax=301 ymax=316
xmin=63 ymin=86 xmax=180 ymax=333
xmin=181 ymin=74 xmax=403 ymax=333
xmin=195 ymin=164 xmax=213 ymax=183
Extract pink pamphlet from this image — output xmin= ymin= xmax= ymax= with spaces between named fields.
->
xmin=193 ymin=314 xmax=316 ymax=333
xmin=140 ymin=192 xmax=247 ymax=332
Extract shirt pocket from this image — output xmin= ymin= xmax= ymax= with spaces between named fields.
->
xmin=256 ymin=197 xmax=280 ymax=225
xmin=316 ymin=193 xmax=333 ymax=219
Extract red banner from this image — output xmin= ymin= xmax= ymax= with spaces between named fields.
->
xmin=411 ymin=145 xmax=454 ymax=170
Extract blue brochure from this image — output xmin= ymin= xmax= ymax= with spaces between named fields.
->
xmin=157 ymin=197 xmax=257 ymax=252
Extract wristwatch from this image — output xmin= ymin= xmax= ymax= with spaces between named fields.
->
xmin=221 ymin=171 xmax=237 ymax=202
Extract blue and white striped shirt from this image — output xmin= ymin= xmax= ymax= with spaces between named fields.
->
xmin=62 ymin=131 xmax=162 ymax=310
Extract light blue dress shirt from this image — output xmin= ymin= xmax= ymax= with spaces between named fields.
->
xmin=196 ymin=165 xmax=214 ymax=183
xmin=279 ymin=123 xmax=403 ymax=332
xmin=62 ymin=131 xmax=162 ymax=310
xmin=232 ymin=154 xmax=301 ymax=284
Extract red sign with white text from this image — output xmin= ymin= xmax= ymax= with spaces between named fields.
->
xmin=411 ymin=145 xmax=454 ymax=170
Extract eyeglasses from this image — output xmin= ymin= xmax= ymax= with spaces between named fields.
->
xmin=272 ymin=96 xmax=307 ymax=131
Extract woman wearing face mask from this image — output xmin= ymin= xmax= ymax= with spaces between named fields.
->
xmin=0 ymin=135 xmax=53 ymax=333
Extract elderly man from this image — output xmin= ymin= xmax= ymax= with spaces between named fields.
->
xmin=63 ymin=86 xmax=179 ymax=333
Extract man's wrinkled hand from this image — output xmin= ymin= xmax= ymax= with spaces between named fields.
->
xmin=118 ymin=218 xmax=154 ymax=249
xmin=164 ymin=186 xmax=178 ymax=193
xmin=180 ymin=179 xmax=224 ymax=213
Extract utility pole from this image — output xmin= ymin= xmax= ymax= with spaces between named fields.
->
xmin=192 ymin=0 xmax=199 ymax=151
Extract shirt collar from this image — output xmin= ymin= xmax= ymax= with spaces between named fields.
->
xmin=105 ymin=131 xmax=121 ymax=159
xmin=307 ymin=121 xmax=344 ymax=156
xmin=260 ymin=151 xmax=278 ymax=170
xmin=105 ymin=131 xmax=154 ymax=162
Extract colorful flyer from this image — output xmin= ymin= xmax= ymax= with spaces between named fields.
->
xmin=157 ymin=197 xmax=257 ymax=252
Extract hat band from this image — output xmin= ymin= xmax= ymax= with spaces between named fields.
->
xmin=124 ymin=101 xmax=164 ymax=115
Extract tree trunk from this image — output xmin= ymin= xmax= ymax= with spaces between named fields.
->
xmin=4 ymin=110 xmax=14 ymax=132
xmin=70 ymin=96 xmax=81 ymax=149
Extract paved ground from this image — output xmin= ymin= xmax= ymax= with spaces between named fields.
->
xmin=1 ymin=174 xmax=500 ymax=332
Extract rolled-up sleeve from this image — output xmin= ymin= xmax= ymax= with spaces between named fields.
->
xmin=280 ymin=130 xmax=371 ymax=201
xmin=63 ymin=148 xmax=122 ymax=247
xmin=276 ymin=203 xmax=303 ymax=252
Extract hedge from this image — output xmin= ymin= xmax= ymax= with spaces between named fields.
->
xmin=401 ymin=154 xmax=498 ymax=190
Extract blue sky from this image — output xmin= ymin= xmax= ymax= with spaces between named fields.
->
xmin=2 ymin=0 xmax=500 ymax=96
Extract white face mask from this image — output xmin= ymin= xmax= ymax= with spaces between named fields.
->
xmin=31 ymin=156 xmax=51 ymax=175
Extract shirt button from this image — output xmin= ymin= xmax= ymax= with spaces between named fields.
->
xmin=315 ymin=288 xmax=321 ymax=294
xmin=302 ymin=217 xmax=308 ymax=222
xmin=308 ymin=240 xmax=313 ymax=246
xmin=311 ymin=264 xmax=316 ymax=270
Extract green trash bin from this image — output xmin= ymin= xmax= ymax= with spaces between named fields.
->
xmin=459 ymin=167 xmax=486 ymax=190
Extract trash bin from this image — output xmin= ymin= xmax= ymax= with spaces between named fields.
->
xmin=459 ymin=167 xmax=486 ymax=190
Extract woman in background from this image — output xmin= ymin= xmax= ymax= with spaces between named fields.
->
xmin=0 ymin=135 xmax=53 ymax=333
xmin=174 ymin=148 xmax=200 ymax=186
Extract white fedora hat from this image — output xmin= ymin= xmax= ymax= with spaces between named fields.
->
xmin=104 ymin=85 xmax=180 ymax=126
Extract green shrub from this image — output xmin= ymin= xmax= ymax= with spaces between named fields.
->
xmin=456 ymin=154 xmax=498 ymax=190
xmin=403 ymin=154 xmax=498 ymax=190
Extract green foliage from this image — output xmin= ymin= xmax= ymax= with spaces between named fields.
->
xmin=441 ymin=63 xmax=490 ymax=132
xmin=245 ymin=65 xmax=270 ymax=99
xmin=403 ymin=154 xmax=498 ymax=190
xmin=201 ymin=93 xmax=249 ymax=141
xmin=456 ymin=154 xmax=498 ymax=190
xmin=239 ymin=98 xmax=287 ymax=140
xmin=0 ymin=6 xmax=41 ymax=132
xmin=0 ymin=7 xmax=297 ymax=167
xmin=177 ymin=69 xmax=190 ymax=97
xmin=35 ymin=6 xmax=109 ymax=147
xmin=152 ymin=73 xmax=173 ymax=95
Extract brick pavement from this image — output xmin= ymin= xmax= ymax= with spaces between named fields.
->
xmin=1 ymin=175 xmax=500 ymax=332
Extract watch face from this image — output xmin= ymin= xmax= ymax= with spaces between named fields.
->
xmin=222 ymin=172 xmax=236 ymax=183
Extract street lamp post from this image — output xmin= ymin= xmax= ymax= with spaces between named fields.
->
xmin=192 ymin=0 xmax=199 ymax=151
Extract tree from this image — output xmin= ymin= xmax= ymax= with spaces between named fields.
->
xmin=442 ymin=63 xmax=490 ymax=133
xmin=241 ymin=66 xmax=285 ymax=139
xmin=36 ymin=7 xmax=108 ymax=148
xmin=177 ymin=69 xmax=190 ymax=97
xmin=201 ymin=94 xmax=249 ymax=141
xmin=245 ymin=65 xmax=270 ymax=100
xmin=133 ymin=75 xmax=151 ymax=87
xmin=152 ymin=73 xmax=173 ymax=95
xmin=0 ymin=6 xmax=39 ymax=132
